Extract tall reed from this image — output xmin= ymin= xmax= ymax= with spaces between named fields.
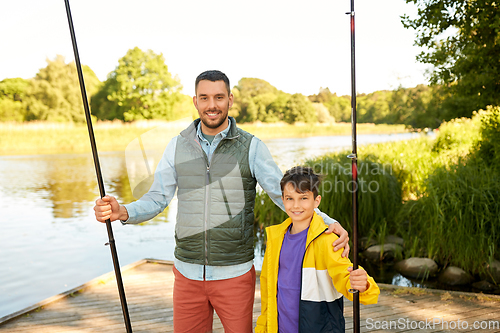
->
xmin=253 ymin=153 xmax=402 ymax=245
xmin=397 ymin=160 xmax=500 ymax=274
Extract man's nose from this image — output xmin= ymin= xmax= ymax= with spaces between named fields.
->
xmin=207 ymin=97 xmax=216 ymax=109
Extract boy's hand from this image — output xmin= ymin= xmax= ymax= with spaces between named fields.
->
xmin=325 ymin=223 xmax=350 ymax=257
xmin=347 ymin=267 xmax=369 ymax=293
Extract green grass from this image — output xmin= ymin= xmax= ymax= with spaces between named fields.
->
xmin=0 ymin=120 xmax=190 ymax=155
xmin=397 ymin=160 xmax=500 ymax=274
xmin=254 ymin=107 xmax=500 ymax=280
xmin=394 ymin=107 xmax=500 ymax=275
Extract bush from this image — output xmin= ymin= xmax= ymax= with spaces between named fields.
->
xmin=476 ymin=106 xmax=500 ymax=169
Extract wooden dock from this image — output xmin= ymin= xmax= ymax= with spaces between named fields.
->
xmin=1 ymin=259 xmax=499 ymax=332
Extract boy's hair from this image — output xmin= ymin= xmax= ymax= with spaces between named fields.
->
xmin=280 ymin=166 xmax=321 ymax=198
xmin=195 ymin=70 xmax=231 ymax=95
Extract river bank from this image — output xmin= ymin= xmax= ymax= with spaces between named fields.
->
xmin=255 ymin=107 xmax=500 ymax=295
xmin=0 ymin=120 xmax=406 ymax=156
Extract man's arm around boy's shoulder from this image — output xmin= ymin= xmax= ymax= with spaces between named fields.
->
xmin=319 ymin=232 xmax=380 ymax=305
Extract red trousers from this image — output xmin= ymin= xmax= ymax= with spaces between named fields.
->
xmin=173 ymin=265 xmax=256 ymax=333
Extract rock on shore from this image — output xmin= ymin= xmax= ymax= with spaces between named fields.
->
xmin=394 ymin=257 xmax=438 ymax=279
xmin=438 ymin=266 xmax=474 ymax=286
xmin=363 ymin=243 xmax=403 ymax=262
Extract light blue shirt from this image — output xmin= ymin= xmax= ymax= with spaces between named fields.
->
xmin=123 ymin=119 xmax=338 ymax=281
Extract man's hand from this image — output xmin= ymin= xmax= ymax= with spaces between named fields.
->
xmin=347 ymin=267 xmax=369 ymax=293
xmin=94 ymin=195 xmax=128 ymax=223
xmin=325 ymin=223 xmax=350 ymax=257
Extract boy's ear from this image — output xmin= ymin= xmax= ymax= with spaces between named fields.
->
xmin=314 ymin=195 xmax=321 ymax=208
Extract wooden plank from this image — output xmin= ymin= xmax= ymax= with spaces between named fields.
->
xmin=1 ymin=259 xmax=499 ymax=333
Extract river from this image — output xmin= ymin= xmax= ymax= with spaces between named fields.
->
xmin=0 ymin=132 xmax=423 ymax=319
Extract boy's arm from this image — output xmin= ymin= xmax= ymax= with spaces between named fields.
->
xmin=255 ymin=244 xmax=270 ymax=333
xmin=325 ymin=235 xmax=380 ymax=305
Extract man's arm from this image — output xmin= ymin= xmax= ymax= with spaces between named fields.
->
xmin=122 ymin=137 xmax=178 ymax=224
xmin=94 ymin=137 xmax=178 ymax=224
xmin=249 ymin=137 xmax=350 ymax=257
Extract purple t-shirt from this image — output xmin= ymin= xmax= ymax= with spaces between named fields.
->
xmin=277 ymin=225 xmax=309 ymax=333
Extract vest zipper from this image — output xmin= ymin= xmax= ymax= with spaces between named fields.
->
xmin=205 ymin=165 xmax=210 ymax=271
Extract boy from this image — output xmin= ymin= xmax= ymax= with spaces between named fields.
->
xmin=256 ymin=166 xmax=380 ymax=332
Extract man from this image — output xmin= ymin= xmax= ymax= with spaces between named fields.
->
xmin=94 ymin=70 xmax=350 ymax=332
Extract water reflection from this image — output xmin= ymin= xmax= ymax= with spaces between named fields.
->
xmin=34 ymin=155 xmax=97 ymax=219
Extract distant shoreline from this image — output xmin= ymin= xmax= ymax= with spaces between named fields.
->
xmin=0 ymin=120 xmax=407 ymax=156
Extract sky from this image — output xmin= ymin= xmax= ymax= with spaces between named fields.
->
xmin=0 ymin=0 xmax=429 ymax=97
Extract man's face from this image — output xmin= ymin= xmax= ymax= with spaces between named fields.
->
xmin=193 ymin=80 xmax=233 ymax=135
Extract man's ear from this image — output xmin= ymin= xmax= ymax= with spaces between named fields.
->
xmin=193 ymin=95 xmax=198 ymax=109
xmin=228 ymin=93 xmax=234 ymax=108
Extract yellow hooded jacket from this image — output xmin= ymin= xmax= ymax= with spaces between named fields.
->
xmin=256 ymin=212 xmax=380 ymax=332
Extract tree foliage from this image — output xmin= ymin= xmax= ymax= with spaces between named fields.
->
xmin=402 ymin=0 xmax=500 ymax=118
xmin=0 ymin=78 xmax=30 ymax=121
xmin=309 ymin=88 xmax=351 ymax=122
xmin=91 ymin=47 xmax=183 ymax=121
xmin=232 ymin=78 xmax=317 ymax=124
xmin=1 ymin=56 xmax=100 ymax=122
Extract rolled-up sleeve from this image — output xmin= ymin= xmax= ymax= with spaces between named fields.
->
xmin=123 ymin=137 xmax=178 ymax=224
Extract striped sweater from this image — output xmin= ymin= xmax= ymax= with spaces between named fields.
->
xmin=256 ymin=213 xmax=380 ymax=332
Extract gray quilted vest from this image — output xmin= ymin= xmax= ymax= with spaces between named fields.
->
xmin=174 ymin=117 xmax=257 ymax=266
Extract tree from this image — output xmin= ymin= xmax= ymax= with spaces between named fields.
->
xmin=402 ymin=0 xmax=500 ymax=118
xmin=356 ymin=90 xmax=396 ymax=124
xmin=284 ymin=93 xmax=317 ymax=124
xmin=231 ymin=78 xmax=279 ymax=122
xmin=24 ymin=55 xmax=101 ymax=122
xmin=389 ymin=84 xmax=443 ymax=128
xmin=313 ymin=102 xmax=334 ymax=123
xmin=309 ymin=88 xmax=351 ymax=122
xmin=0 ymin=78 xmax=30 ymax=121
xmin=91 ymin=47 xmax=182 ymax=121
xmin=267 ymin=92 xmax=290 ymax=122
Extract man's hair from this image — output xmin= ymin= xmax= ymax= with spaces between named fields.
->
xmin=195 ymin=70 xmax=231 ymax=95
xmin=280 ymin=166 xmax=321 ymax=198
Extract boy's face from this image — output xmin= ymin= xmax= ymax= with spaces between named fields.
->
xmin=282 ymin=182 xmax=321 ymax=225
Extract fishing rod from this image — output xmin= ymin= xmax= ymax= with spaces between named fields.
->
xmin=63 ymin=1 xmax=133 ymax=332
xmin=346 ymin=0 xmax=360 ymax=332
